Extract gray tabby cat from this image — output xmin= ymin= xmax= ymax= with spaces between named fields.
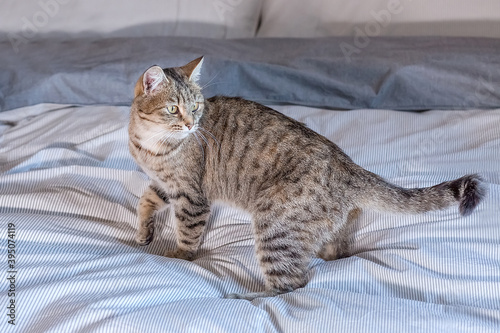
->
xmin=128 ymin=57 xmax=486 ymax=300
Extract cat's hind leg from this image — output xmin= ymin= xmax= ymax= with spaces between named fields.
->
xmin=136 ymin=185 xmax=169 ymax=245
xmin=228 ymin=211 xmax=328 ymax=300
xmin=317 ymin=208 xmax=361 ymax=260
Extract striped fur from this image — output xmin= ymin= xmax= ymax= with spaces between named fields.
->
xmin=128 ymin=58 xmax=486 ymax=300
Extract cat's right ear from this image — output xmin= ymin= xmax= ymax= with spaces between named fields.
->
xmin=134 ymin=65 xmax=167 ymax=98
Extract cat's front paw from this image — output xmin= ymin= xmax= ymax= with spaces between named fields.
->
xmin=135 ymin=215 xmax=155 ymax=246
xmin=165 ymin=249 xmax=195 ymax=261
xmin=135 ymin=229 xmax=154 ymax=246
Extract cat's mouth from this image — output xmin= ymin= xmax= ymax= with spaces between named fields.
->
xmin=162 ymin=123 xmax=196 ymax=139
xmin=174 ymin=124 xmax=197 ymax=139
xmin=137 ymin=125 xmax=195 ymax=152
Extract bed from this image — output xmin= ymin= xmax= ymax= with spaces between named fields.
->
xmin=1 ymin=1 xmax=500 ymax=332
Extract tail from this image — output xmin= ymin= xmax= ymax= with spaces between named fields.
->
xmin=360 ymin=173 xmax=487 ymax=216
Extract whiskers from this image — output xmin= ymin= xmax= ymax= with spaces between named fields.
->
xmin=198 ymin=127 xmax=221 ymax=150
xmin=191 ymin=126 xmax=221 ymax=167
xmin=142 ymin=129 xmax=169 ymax=145
xmin=192 ymin=133 xmax=205 ymax=167
xmin=139 ymin=129 xmax=174 ymax=163
xmin=154 ymin=131 xmax=175 ymax=157
xmin=137 ymin=126 xmax=221 ymax=168
xmin=200 ymin=71 xmax=223 ymax=91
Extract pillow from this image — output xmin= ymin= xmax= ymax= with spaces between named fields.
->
xmin=257 ymin=0 xmax=500 ymax=38
xmin=0 ymin=0 xmax=263 ymax=41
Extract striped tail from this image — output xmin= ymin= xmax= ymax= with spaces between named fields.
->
xmin=361 ymin=174 xmax=486 ymax=216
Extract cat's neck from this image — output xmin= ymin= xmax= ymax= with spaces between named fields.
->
xmin=130 ymin=134 xmax=190 ymax=161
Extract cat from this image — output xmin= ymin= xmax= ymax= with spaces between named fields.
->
xmin=128 ymin=56 xmax=486 ymax=300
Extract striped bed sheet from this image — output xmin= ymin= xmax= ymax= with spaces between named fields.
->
xmin=0 ymin=103 xmax=499 ymax=332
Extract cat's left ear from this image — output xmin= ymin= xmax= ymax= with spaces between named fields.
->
xmin=181 ymin=56 xmax=204 ymax=83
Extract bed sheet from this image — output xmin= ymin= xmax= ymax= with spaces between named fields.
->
xmin=0 ymin=103 xmax=499 ymax=332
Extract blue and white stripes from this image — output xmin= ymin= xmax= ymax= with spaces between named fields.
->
xmin=1 ymin=104 xmax=499 ymax=332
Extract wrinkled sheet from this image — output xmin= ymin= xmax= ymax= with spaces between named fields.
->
xmin=0 ymin=104 xmax=499 ymax=332
xmin=1 ymin=36 xmax=500 ymax=112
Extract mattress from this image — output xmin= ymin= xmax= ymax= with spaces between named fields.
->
xmin=1 ymin=103 xmax=499 ymax=332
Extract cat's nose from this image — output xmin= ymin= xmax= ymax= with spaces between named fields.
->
xmin=183 ymin=115 xmax=194 ymax=130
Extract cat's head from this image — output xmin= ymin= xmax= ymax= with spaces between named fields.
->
xmin=130 ymin=57 xmax=205 ymax=149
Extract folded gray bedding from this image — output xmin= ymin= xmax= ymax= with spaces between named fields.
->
xmin=1 ymin=36 xmax=499 ymax=111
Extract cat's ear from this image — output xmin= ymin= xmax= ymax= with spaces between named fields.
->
xmin=181 ymin=56 xmax=204 ymax=83
xmin=135 ymin=65 xmax=167 ymax=97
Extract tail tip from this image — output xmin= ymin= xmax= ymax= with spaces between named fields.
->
xmin=459 ymin=174 xmax=487 ymax=216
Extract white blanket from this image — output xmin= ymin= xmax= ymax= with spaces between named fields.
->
xmin=0 ymin=104 xmax=499 ymax=332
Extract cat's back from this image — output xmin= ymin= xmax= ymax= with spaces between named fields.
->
xmin=205 ymin=96 xmax=327 ymax=143
xmin=201 ymin=96 xmax=356 ymax=204
xmin=204 ymin=96 xmax=348 ymax=153
xmin=206 ymin=96 xmax=290 ymax=126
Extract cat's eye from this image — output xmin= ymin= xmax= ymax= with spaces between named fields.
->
xmin=166 ymin=105 xmax=179 ymax=114
xmin=191 ymin=102 xmax=200 ymax=113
